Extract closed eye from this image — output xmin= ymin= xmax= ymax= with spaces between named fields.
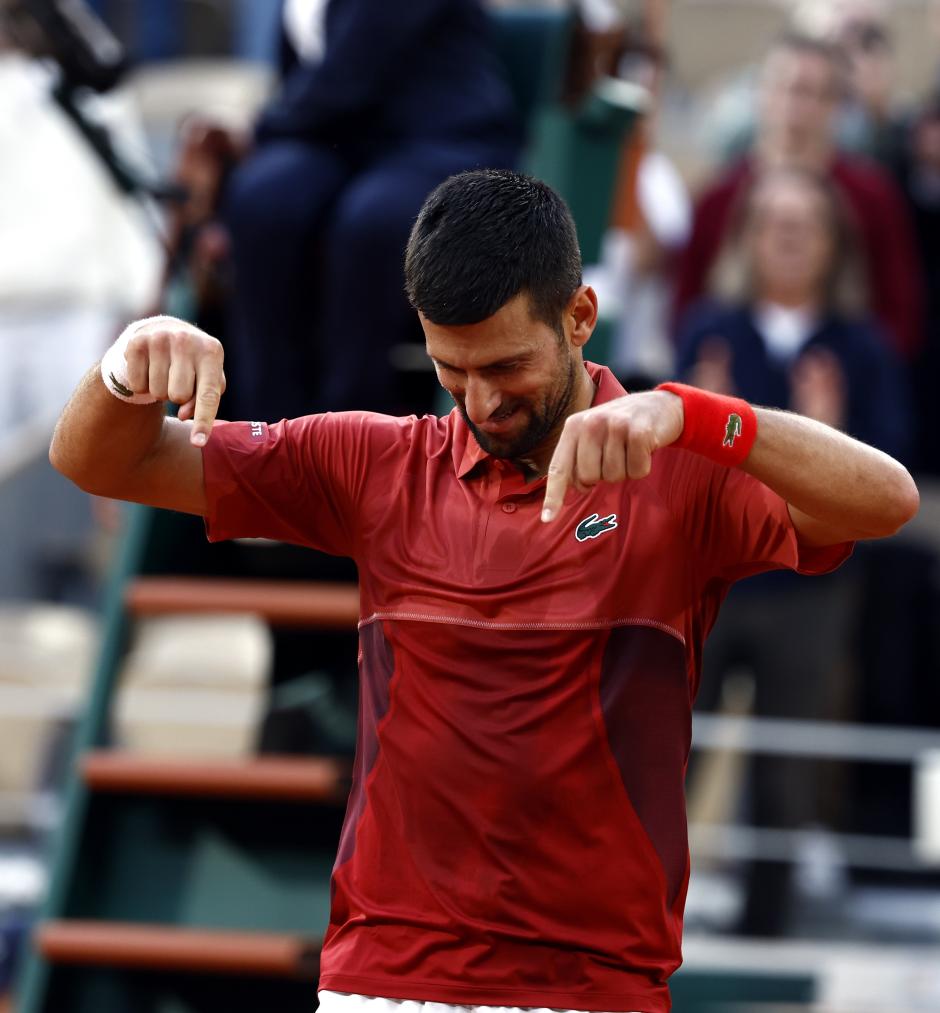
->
xmin=431 ymin=356 xmax=531 ymax=376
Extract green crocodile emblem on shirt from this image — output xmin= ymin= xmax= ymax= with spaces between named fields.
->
xmin=575 ymin=512 xmax=618 ymax=542
xmin=723 ymin=412 xmax=743 ymax=447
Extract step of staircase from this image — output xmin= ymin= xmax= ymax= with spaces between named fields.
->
xmin=124 ymin=577 xmax=360 ymax=628
xmin=81 ymin=751 xmax=351 ymax=803
xmin=36 ymin=921 xmax=321 ymax=978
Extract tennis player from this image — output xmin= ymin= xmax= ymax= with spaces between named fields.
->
xmin=51 ymin=170 xmax=917 ymax=1013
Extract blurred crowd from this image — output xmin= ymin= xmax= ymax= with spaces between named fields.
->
xmin=3 ymin=0 xmax=940 ymax=955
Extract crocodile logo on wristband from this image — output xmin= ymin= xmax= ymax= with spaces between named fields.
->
xmin=109 ymin=372 xmax=134 ymax=399
xmin=723 ymin=413 xmax=743 ymax=448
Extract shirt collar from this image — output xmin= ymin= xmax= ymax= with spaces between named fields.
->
xmin=451 ymin=361 xmax=627 ymax=479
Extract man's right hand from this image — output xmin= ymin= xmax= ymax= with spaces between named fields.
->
xmin=123 ymin=317 xmax=227 ymax=446
xmin=51 ymin=315 xmax=227 ymax=517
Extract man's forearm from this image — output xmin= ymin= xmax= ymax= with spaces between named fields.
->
xmin=742 ymin=407 xmax=919 ymax=543
xmin=49 ymin=365 xmax=167 ymax=497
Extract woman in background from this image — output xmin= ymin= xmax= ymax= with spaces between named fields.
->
xmin=678 ymin=166 xmax=909 ymax=460
xmin=677 ymin=166 xmax=912 ymax=938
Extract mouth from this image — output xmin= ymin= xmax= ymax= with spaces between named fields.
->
xmin=477 ymin=406 xmax=522 ymax=435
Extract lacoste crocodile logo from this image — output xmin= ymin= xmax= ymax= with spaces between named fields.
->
xmin=108 ymin=372 xmax=134 ymax=398
xmin=575 ymin=512 xmax=618 ymax=542
xmin=723 ymin=412 xmax=743 ymax=447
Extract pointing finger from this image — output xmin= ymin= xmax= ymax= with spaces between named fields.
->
xmin=190 ymin=343 xmax=224 ymax=446
xmin=190 ymin=385 xmax=221 ymax=446
xmin=542 ymin=427 xmax=576 ymax=522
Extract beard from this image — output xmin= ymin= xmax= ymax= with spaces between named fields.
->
xmin=456 ymin=351 xmax=579 ymax=461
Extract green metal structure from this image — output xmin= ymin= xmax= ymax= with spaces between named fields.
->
xmin=15 ymin=504 xmax=353 ymax=1013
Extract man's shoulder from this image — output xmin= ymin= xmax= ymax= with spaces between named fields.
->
xmin=213 ymin=410 xmax=456 ymax=466
xmin=292 ymin=409 xmax=451 ymax=442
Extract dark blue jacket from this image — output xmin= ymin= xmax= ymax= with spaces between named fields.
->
xmin=676 ymin=302 xmax=913 ymax=464
xmin=257 ymin=0 xmax=521 ymax=148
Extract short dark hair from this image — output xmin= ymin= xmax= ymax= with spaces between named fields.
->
xmin=404 ymin=169 xmax=582 ymax=330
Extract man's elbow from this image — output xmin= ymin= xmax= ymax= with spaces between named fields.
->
xmin=49 ymin=440 xmax=85 ymax=492
xmin=49 ymin=431 xmax=107 ymax=497
xmin=49 ymin=430 xmax=77 ymax=485
xmin=872 ymin=467 xmax=920 ymax=538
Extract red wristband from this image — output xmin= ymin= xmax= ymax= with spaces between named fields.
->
xmin=656 ymin=382 xmax=757 ymax=467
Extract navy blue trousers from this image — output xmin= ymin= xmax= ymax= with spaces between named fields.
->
xmin=223 ymin=137 xmax=517 ymax=421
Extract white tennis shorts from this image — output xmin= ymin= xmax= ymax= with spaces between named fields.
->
xmin=318 ymin=990 xmax=641 ymax=1013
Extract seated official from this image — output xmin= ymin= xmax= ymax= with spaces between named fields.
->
xmin=223 ymin=0 xmax=521 ymax=422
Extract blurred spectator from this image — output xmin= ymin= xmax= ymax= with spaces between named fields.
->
xmin=86 ymin=0 xmax=184 ymax=62
xmin=604 ymin=140 xmax=689 ymax=385
xmin=678 ymin=167 xmax=911 ymax=460
xmin=831 ymin=11 xmax=907 ymax=167
xmin=674 ymin=31 xmax=925 ymax=362
xmin=700 ymin=1 xmax=906 ymax=169
xmin=0 ymin=39 xmax=161 ymax=457
xmin=232 ymin=0 xmax=283 ymax=63
xmin=589 ymin=38 xmax=690 ymax=385
xmin=893 ymin=95 xmax=940 ymax=474
xmin=222 ymin=0 xmax=521 ymax=421
xmin=677 ymin=166 xmax=912 ymax=937
xmin=87 ymin=0 xmax=283 ymax=63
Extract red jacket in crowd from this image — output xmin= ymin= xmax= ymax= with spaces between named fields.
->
xmin=674 ymin=156 xmax=926 ymax=359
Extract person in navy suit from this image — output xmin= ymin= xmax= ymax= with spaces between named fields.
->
xmin=224 ymin=0 xmax=521 ymax=421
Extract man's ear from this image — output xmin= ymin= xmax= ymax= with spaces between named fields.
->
xmin=567 ymin=285 xmax=598 ymax=349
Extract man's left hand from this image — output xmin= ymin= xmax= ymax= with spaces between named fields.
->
xmin=541 ymin=391 xmax=684 ymax=522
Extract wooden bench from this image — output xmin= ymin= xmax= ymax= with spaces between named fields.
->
xmin=124 ymin=576 xmax=360 ymax=629
xmin=36 ymin=921 xmax=320 ymax=979
xmin=81 ymin=751 xmax=351 ymax=803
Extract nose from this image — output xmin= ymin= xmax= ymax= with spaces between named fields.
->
xmin=463 ymin=374 xmax=502 ymax=425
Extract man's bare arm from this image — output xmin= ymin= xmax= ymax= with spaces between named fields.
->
xmin=49 ymin=318 xmax=226 ymax=515
xmin=540 ymin=391 xmax=919 ymax=544
xmin=742 ymin=407 xmax=918 ymax=545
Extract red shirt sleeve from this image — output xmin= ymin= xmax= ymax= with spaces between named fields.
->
xmin=659 ymin=448 xmax=853 ymax=584
xmin=201 ymin=412 xmax=403 ymax=556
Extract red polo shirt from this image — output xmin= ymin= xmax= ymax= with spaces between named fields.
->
xmin=202 ymin=364 xmax=851 ymax=1013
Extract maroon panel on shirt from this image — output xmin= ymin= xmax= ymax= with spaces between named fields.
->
xmin=321 ymin=619 xmax=676 ymax=1013
xmin=334 ymin=621 xmax=396 ymax=873
xmin=599 ymin=625 xmax=691 ymax=909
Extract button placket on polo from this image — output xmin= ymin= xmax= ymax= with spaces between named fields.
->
xmin=471 ymin=461 xmax=505 ymax=579
xmin=475 ymin=463 xmax=545 ymax=573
